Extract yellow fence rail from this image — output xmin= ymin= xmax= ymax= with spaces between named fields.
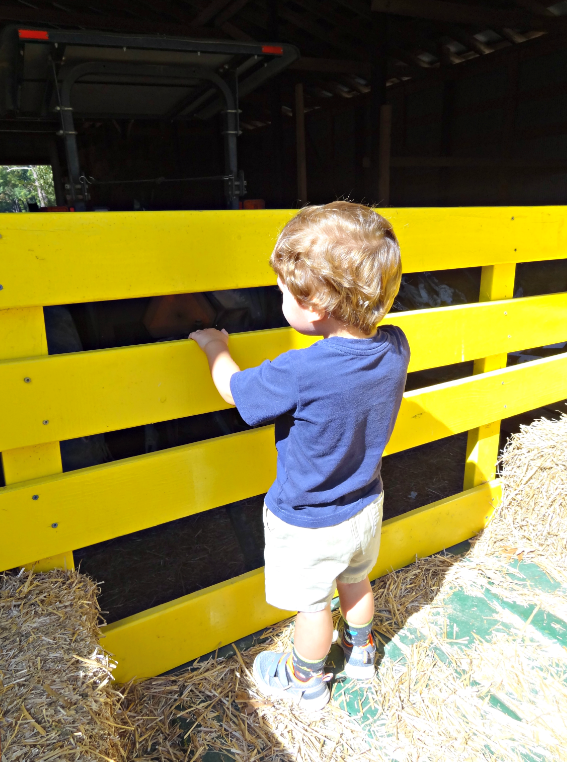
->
xmin=1 ymin=207 xmax=566 ymax=682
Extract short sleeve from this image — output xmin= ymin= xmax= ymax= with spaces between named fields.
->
xmin=230 ymin=351 xmax=298 ymax=427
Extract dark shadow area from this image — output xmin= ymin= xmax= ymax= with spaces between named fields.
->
xmin=76 ymin=495 xmax=266 ymax=625
xmin=393 ymin=267 xmax=482 ymax=312
xmin=507 ymin=342 xmax=567 ymax=367
xmin=515 ymin=260 xmax=567 ymax=298
xmin=405 ymin=360 xmax=475 ymax=391
xmin=48 ymin=285 xmax=287 ymax=355
xmin=382 ymin=433 xmax=469 ymax=519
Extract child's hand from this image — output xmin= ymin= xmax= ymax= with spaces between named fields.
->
xmin=188 ymin=328 xmax=238 ymax=406
xmin=189 ymin=327 xmax=229 ymax=350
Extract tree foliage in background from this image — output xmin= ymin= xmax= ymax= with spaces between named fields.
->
xmin=0 ymin=165 xmax=56 ymax=212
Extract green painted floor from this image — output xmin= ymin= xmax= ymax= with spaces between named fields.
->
xmin=171 ymin=542 xmax=567 ymax=761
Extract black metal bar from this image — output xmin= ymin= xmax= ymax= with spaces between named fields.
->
xmin=57 ymin=61 xmax=84 ymax=210
xmin=60 ymin=60 xmax=245 ymax=209
xmin=85 ymin=174 xmax=231 ymax=185
xmin=19 ymin=27 xmax=290 ymax=58
xmin=196 ymin=42 xmax=299 ymax=120
xmin=223 ymin=68 xmax=240 ymax=210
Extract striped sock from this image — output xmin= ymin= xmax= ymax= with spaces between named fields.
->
xmin=343 ymin=617 xmax=373 ymax=648
xmin=287 ymin=647 xmax=326 ymax=683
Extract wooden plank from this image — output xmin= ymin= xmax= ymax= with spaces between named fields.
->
xmin=0 ymin=326 xmax=304 ymax=452
xmin=388 ymin=351 xmax=567 ymax=455
xmin=1 ymin=350 xmax=565 ymax=570
xmin=1 ymin=208 xmax=567 ymax=308
xmin=102 ymin=479 xmax=501 ymax=681
xmin=464 ymin=264 xmax=516 ymax=490
xmin=371 ymin=478 xmax=500 ymax=579
xmin=0 ymin=427 xmax=275 ymax=572
xmin=0 ymin=307 xmax=47 ymax=359
xmin=388 ymin=292 xmax=567 ymax=372
xmin=0 ymin=307 xmax=74 ymax=573
xmin=1 ymin=294 xmax=567 ymax=452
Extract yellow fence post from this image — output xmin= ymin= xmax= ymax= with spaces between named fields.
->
xmin=463 ymin=263 xmax=516 ymax=489
xmin=0 ymin=307 xmax=74 ymax=572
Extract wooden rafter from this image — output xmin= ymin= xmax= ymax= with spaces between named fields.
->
xmin=220 ymin=19 xmax=256 ymax=40
xmin=292 ymin=0 xmax=374 ymax=44
xmin=501 ymin=27 xmax=528 ymax=43
xmin=289 ymin=58 xmax=372 ymax=76
xmin=440 ymin=24 xmax=493 ymax=55
xmin=214 ymin=0 xmax=255 ymax=27
xmin=191 ymin=0 xmax=235 ymax=26
xmin=511 ymin=0 xmax=554 ymax=15
xmin=371 ymin=0 xmax=567 ymax=32
xmin=277 ymin=6 xmax=363 ymax=58
xmin=134 ymin=0 xmax=198 ymax=24
xmin=0 ymin=1 xmax=222 ymax=37
xmin=332 ymin=0 xmax=372 ymax=21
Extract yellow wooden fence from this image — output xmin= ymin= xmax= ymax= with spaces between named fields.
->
xmin=1 ymin=207 xmax=566 ymax=682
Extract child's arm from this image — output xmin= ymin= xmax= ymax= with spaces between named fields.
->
xmin=189 ymin=328 xmax=240 ymax=405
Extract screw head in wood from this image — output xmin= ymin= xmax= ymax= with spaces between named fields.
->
xmin=32 ymin=495 xmax=39 ymax=500
xmin=24 ymin=377 xmax=31 ymax=383
xmin=51 ymin=523 xmax=58 ymax=528
xmin=43 ymin=420 xmax=49 ymax=425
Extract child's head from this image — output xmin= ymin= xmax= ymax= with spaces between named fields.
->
xmin=270 ymin=201 xmax=401 ymax=336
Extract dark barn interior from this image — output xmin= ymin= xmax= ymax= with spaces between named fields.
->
xmin=1 ymin=0 xmax=567 ymax=623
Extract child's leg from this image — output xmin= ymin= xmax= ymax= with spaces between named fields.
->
xmin=337 ymin=576 xmax=374 ymax=627
xmin=293 ymin=605 xmax=334 ymax=663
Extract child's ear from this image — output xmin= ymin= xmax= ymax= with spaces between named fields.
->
xmin=304 ymin=303 xmax=326 ymax=323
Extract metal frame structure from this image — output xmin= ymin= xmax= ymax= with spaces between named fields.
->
xmin=3 ymin=26 xmax=299 ymax=209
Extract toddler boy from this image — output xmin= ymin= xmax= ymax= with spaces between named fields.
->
xmin=190 ymin=201 xmax=409 ymax=711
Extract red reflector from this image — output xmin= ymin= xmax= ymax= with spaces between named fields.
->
xmin=262 ymin=45 xmax=283 ymax=55
xmin=18 ymin=29 xmax=49 ymax=40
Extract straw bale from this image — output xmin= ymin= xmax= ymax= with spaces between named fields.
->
xmin=0 ymin=568 xmax=125 ymax=762
xmin=471 ymin=413 xmax=567 ymax=578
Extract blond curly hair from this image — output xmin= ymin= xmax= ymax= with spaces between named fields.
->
xmin=270 ymin=201 xmax=401 ymax=336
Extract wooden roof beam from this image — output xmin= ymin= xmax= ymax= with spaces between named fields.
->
xmin=371 ymin=0 xmax=567 ymax=32
xmin=511 ymin=0 xmax=555 ymax=15
xmin=191 ymin=0 xmax=235 ymax=26
xmin=332 ymin=0 xmax=372 ymax=20
xmin=0 ymin=2 xmax=223 ymax=36
xmin=136 ymin=0 xmax=198 ymax=24
xmin=289 ymin=58 xmax=371 ymax=76
xmin=440 ymin=24 xmax=494 ymax=55
xmin=501 ymin=27 xmax=528 ymax=43
xmin=278 ymin=6 xmax=363 ymax=58
xmin=290 ymin=0 xmax=374 ymax=44
xmin=214 ymin=0 xmax=254 ymax=27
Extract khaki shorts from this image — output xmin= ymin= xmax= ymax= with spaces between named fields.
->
xmin=263 ymin=492 xmax=384 ymax=613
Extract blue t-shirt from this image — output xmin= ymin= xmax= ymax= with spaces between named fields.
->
xmin=230 ymin=325 xmax=410 ymax=529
